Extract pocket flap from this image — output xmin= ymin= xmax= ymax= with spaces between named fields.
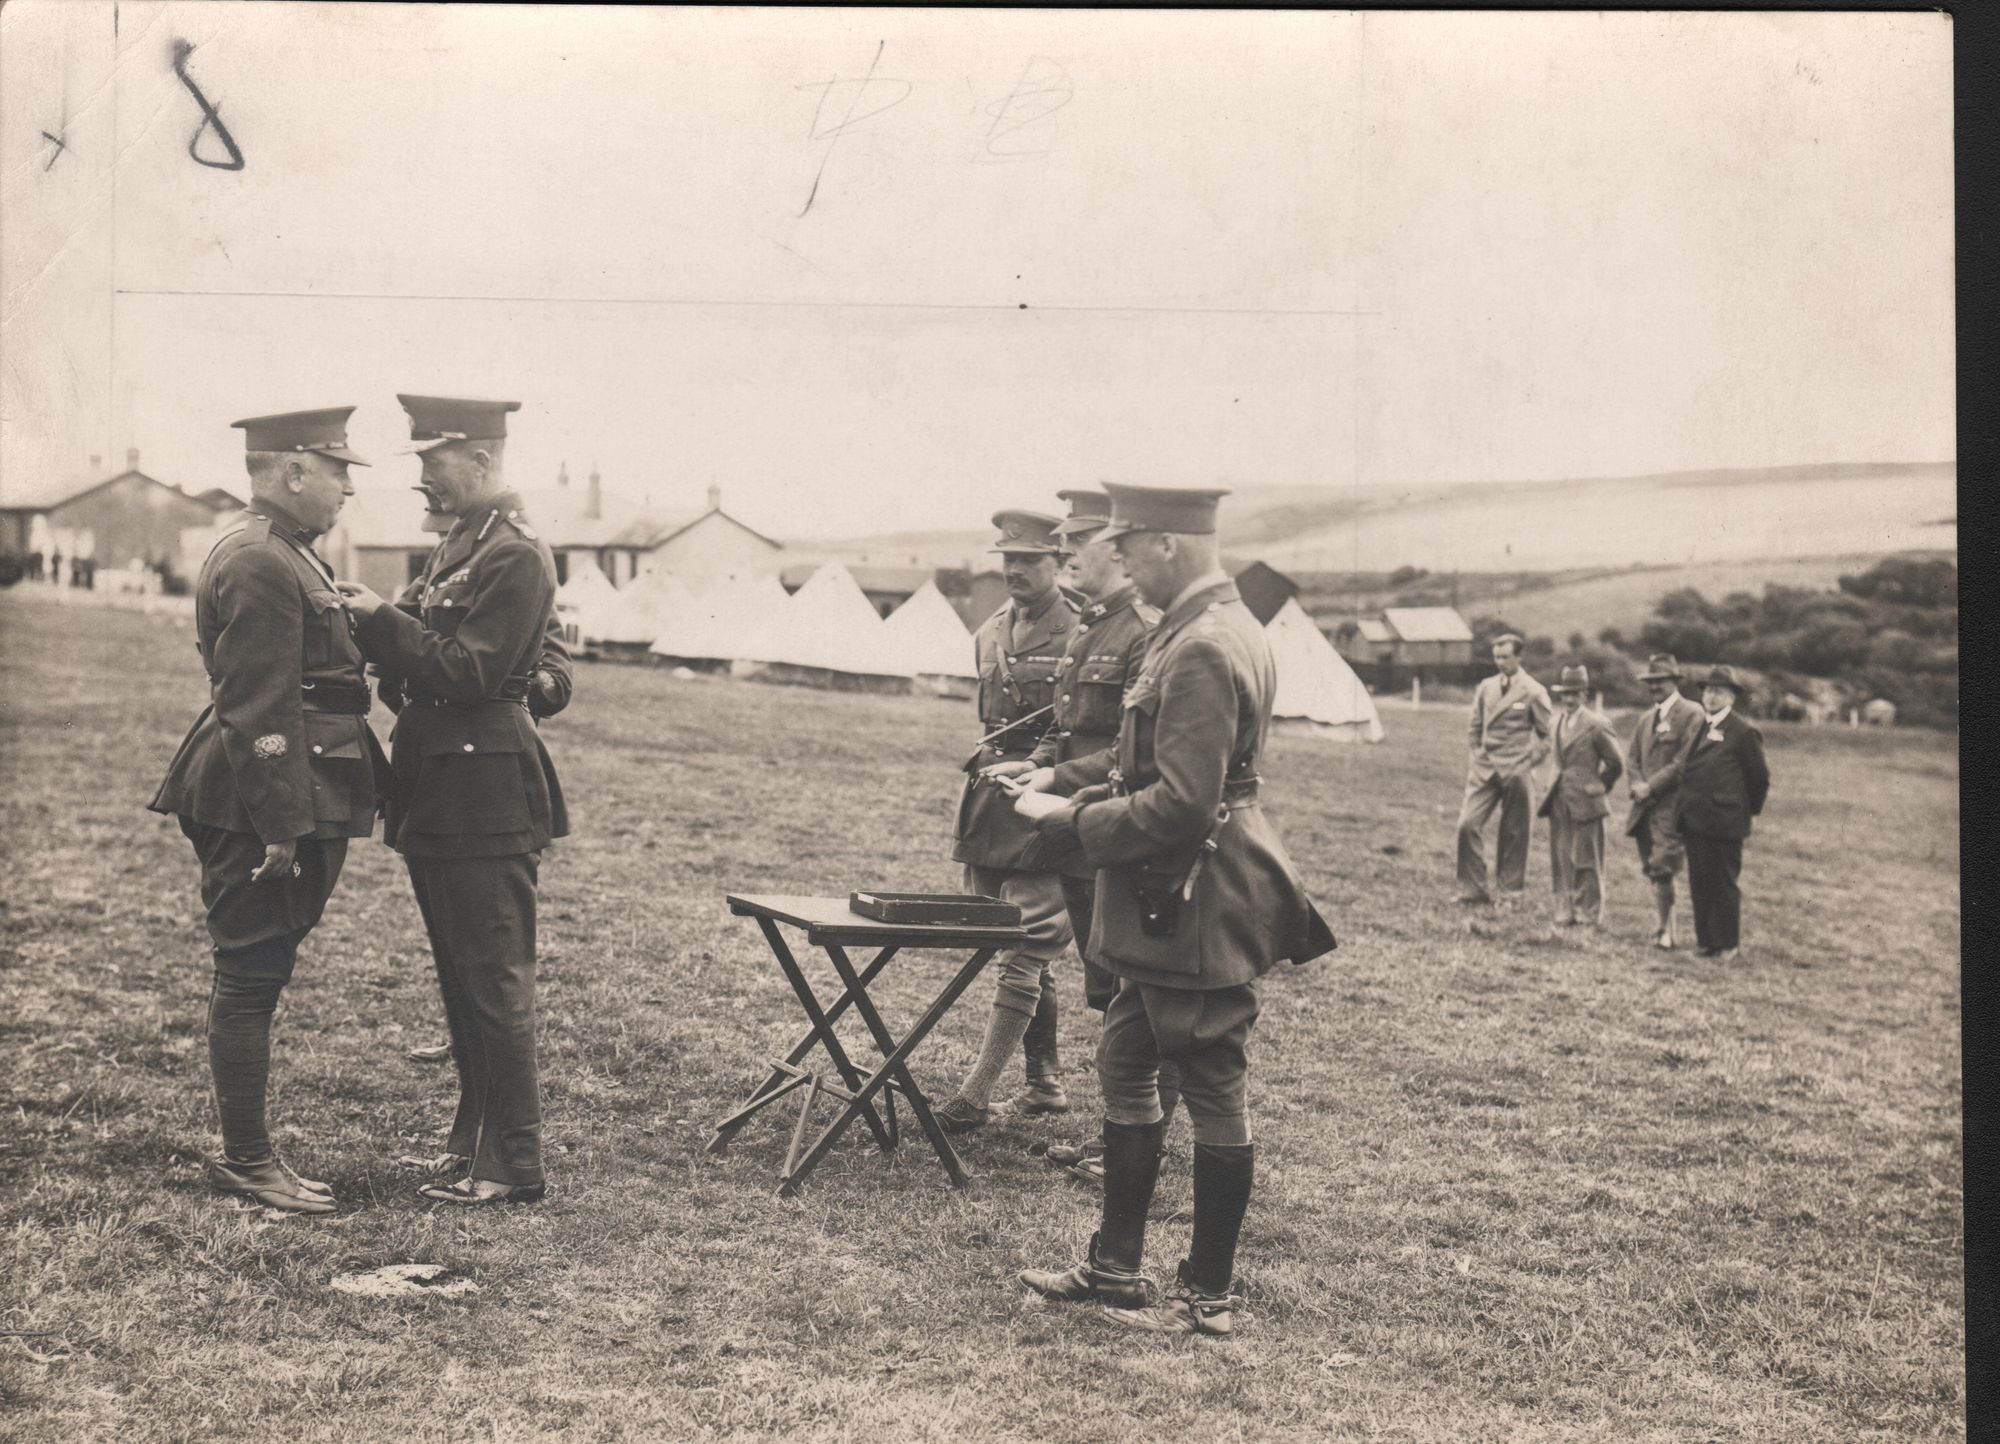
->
xmin=306 ymin=588 xmax=345 ymax=615
xmin=418 ymin=707 xmax=531 ymax=756
xmin=1078 ymin=659 xmax=1128 ymax=686
xmin=303 ymin=710 xmax=367 ymax=760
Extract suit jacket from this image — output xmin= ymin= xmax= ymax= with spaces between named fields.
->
xmin=1623 ymin=691 xmax=1706 ymax=837
xmin=1466 ymin=669 xmax=1553 ymax=781
xmin=1676 ymin=709 xmax=1771 ymax=841
xmin=952 ymin=589 xmax=1077 ymax=871
xmin=1058 ymin=580 xmax=1334 ymax=989
xmin=1542 ymin=706 xmax=1624 ymax=823
xmin=150 ymin=507 xmax=388 ymax=844
xmin=358 ymin=493 xmax=569 ymax=858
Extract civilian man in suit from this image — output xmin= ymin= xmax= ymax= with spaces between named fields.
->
xmin=1539 ymin=666 xmax=1624 ymax=927
xmin=150 ymin=407 xmax=388 ymax=1215
xmin=1623 ymin=653 xmax=1707 ymax=948
xmin=1455 ymin=634 xmax=1553 ymax=906
xmin=1010 ymin=483 xmax=1335 ymax=1338
xmin=336 ymin=395 xmax=569 ymax=1204
xmin=1677 ymin=666 xmax=1770 ymax=961
xmin=936 ymin=511 xmax=1080 ymax=1134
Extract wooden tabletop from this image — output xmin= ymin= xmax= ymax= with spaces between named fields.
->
xmin=726 ymin=894 xmax=1031 ymax=949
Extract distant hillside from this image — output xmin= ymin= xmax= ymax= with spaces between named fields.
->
xmin=815 ymin=463 xmax=1955 ymax=575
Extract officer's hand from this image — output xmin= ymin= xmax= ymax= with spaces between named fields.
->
xmin=1630 ymin=780 xmax=1651 ymax=802
xmin=335 ymin=581 xmax=386 ymax=619
xmin=1009 ymin=766 xmax=1058 ymax=795
xmin=251 ymin=838 xmax=298 ymax=884
xmin=1012 ymin=790 xmax=1071 ymax=825
xmin=980 ymin=759 xmax=1033 ymax=782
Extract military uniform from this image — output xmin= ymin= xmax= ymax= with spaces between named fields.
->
xmin=1028 ymin=510 xmax=1158 ymax=1012
xmin=1021 ymin=484 xmax=1333 ymax=1337
xmin=358 ymin=397 xmax=569 ymax=1192
xmin=149 ymin=407 xmax=384 ymax=1201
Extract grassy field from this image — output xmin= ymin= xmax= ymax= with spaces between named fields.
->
xmin=0 ymin=590 xmax=1962 ymax=1442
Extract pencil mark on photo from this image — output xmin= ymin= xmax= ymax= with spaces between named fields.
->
xmin=40 ymin=130 xmax=68 ymax=171
xmin=984 ymin=57 xmax=1072 ymax=157
xmin=172 ymin=39 xmax=246 ymax=172
xmin=795 ymin=41 xmax=910 ymax=216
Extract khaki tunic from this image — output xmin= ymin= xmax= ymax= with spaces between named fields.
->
xmin=951 ymin=589 xmax=1077 ymax=872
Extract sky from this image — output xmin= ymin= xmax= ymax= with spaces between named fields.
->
xmin=1 ymin=4 xmax=1954 ymax=540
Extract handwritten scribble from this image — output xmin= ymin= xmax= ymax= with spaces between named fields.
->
xmin=985 ymin=57 xmax=1073 ymax=157
xmin=40 ymin=130 xmax=67 ymax=171
xmin=795 ymin=41 xmax=911 ymax=216
xmin=171 ymin=39 xmax=245 ymax=172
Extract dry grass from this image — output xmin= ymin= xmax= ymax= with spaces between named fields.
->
xmin=0 ymin=590 xmax=1962 ymax=1442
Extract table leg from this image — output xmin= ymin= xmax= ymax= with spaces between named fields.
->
xmin=777 ymin=945 xmax=998 ymax=1196
xmin=732 ymin=920 xmax=894 ymax=1152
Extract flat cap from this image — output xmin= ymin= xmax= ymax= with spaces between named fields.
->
xmin=230 ymin=407 xmax=369 ymax=465
xmin=988 ymin=510 xmax=1065 ymax=555
xmin=1052 ymin=488 xmax=1113 ymax=538
xmin=396 ymin=395 xmax=521 ymax=454
xmin=1095 ymin=483 xmax=1229 ymax=542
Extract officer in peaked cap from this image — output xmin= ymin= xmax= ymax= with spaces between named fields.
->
xmin=336 ymin=394 xmax=570 ymax=1205
xmin=984 ymin=488 xmax=1174 ymax=1186
xmin=1009 ymin=482 xmax=1335 ymax=1338
xmin=150 ymin=406 xmax=389 ymax=1215
xmin=933 ymin=509 xmax=1081 ymax=1136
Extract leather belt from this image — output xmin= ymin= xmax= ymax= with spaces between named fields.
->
xmin=409 ymin=675 xmax=533 ymax=709
xmin=300 ymin=682 xmax=371 ymax=715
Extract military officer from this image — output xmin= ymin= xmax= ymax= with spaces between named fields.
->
xmin=1538 ymin=665 xmax=1624 ymax=926
xmin=150 ymin=407 xmax=388 ymax=1215
xmin=1011 ymin=483 xmax=1335 ymax=1338
xmin=1624 ymin=653 xmax=1707 ymax=948
xmin=985 ymin=489 xmax=1172 ymax=1186
xmin=336 ymin=395 xmax=569 ymax=1205
xmin=934 ymin=511 xmax=1081 ymax=1134
xmin=1455 ymin=633 xmax=1554 ymax=906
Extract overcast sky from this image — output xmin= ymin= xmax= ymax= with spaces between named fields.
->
xmin=1 ymin=5 xmax=1953 ymax=539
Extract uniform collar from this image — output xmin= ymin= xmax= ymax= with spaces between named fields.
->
xmin=1155 ymin=575 xmax=1238 ymax=641
xmin=1012 ymin=586 xmax=1062 ymax=625
xmin=1082 ymin=583 xmax=1140 ymax=623
xmin=252 ymin=499 xmax=323 ymax=548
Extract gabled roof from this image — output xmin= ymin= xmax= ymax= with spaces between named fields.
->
xmin=2 ymin=469 xmax=220 ymax=514
xmin=645 ymin=507 xmax=782 ymax=554
xmin=1382 ymin=606 xmax=1474 ymax=643
xmin=1356 ymin=618 xmax=1394 ymax=644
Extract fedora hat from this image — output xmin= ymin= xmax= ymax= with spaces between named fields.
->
xmin=1638 ymin=652 xmax=1682 ymax=682
xmin=1550 ymin=664 xmax=1590 ymax=695
xmin=1697 ymin=664 xmax=1751 ymax=696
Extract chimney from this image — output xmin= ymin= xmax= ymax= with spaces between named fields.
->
xmin=586 ymin=464 xmax=601 ymax=521
xmin=557 ymin=461 xmax=570 ymax=489
xmin=706 ymin=484 xmax=721 ymax=512
xmin=126 ymin=446 xmax=140 ymax=472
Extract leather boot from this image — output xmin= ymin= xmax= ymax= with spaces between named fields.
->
xmin=1096 ymin=1119 xmax=1168 ymax=1272
xmin=1018 ymin=984 xmax=1069 ymax=1114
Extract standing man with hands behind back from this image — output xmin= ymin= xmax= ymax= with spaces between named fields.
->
xmin=150 ymin=407 xmax=388 ymax=1215
xmin=1455 ymin=633 xmax=1553 ymax=908
xmin=336 ymin=395 xmax=569 ymax=1205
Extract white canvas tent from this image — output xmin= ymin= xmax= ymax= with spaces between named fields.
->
xmin=651 ymin=571 xmax=792 ymax=668
xmin=882 ymin=581 xmax=976 ymax=697
xmin=590 ymin=567 xmax=693 ymax=653
xmin=555 ymin=556 xmax=621 ymax=648
xmin=744 ymin=562 xmax=910 ymax=691
xmin=1266 ymin=598 xmax=1384 ymax=742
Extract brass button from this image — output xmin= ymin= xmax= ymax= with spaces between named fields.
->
xmin=311 ymin=744 xmax=323 ymax=755
xmin=1061 ymin=694 xmax=1071 ymax=704
xmin=462 ymin=742 xmax=475 ymax=752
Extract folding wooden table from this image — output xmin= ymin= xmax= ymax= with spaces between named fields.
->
xmin=708 ymin=894 xmax=1028 ymax=1197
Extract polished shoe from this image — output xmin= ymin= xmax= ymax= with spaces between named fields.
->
xmin=933 ymin=1096 xmax=990 ymax=1135
xmin=397 ymin=1150 xmax=471 ymax=1177
xmin=208 ymin=1156 xmax=337 ymax=1215
xmin=1102 ymin=1259 xmax=1244 ymax=1337
xmin=405 ymin=1042 xmax=451 ymax=1064
xmin=1045 ymin=1138 xmax=1105 ymax=1187
xmin=1015 ymin=1077 xmax=1071 ymax=1116
xmin=1653 ymin=929 xmax=1675 ymax=950
xmin=1019 ymin=1232 xmax=1156 ymax=1310
xmin=1711 ymin=948 xmax=1740 ymax=964
xmin=417 ymin=1176 xmax=546 ymax=1206
xmin=1553 ymin=910 xmax=1577 ymax=927
xmin=1452 ymin=893 xmax=1491 ymax=908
